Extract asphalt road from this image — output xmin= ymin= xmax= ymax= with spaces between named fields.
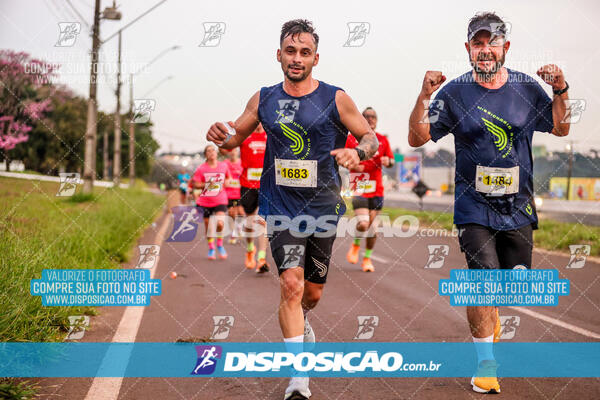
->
xmin=36 ymin=204 xmax=600 ymax=399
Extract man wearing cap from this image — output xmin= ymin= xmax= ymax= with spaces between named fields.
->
xmin=408 ymin=11 xmax=571 ymax=394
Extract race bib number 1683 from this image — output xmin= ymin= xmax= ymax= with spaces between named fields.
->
xmin=275 ymin=158 xmax=317 ymax=188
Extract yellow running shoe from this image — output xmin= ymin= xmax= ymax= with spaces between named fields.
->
xmin=347 ymin=243 xmax=360 ymax=264
xmin=245 ymin=250 xmax=256 ymax=270
xmin=493 ymin=308 xmax=501 ymax=343
xmin=471 ymin=360 xmax=500 ymax=394
xmin=361 ymin=257 xmax=374 ymax=272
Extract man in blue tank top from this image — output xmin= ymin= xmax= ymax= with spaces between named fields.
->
xmin=207 ymin=19 xmax=378 ymax=400
xmin=408 ymin=12 xmax=571 ymax=395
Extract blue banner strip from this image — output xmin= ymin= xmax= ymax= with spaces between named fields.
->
xmin=1 ymin=342 xmax=599 ymax=378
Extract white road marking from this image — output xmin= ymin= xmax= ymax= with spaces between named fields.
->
xmin=369 ymin=254 xmax=389 ymax=263
xmin=84 ymin=212 xmax=170 ymax=400
xmin=508 ymin=306 xmax=600 ymax=339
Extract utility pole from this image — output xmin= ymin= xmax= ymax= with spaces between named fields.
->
xmin=129 ymin=73 xmax=135 ymax=186
xmin=82 ymin=0 xmax=101 ymax=193
xmin=102 ymin=111 xmax=109 ymax=179
xmin=113 ymin=31 xmax=122 ymax=186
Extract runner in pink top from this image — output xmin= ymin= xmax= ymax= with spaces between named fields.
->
xmin=189 ymin=144 xmax=232 ymax=260
xmin=224 ymin=148 xmax=244 ymax=244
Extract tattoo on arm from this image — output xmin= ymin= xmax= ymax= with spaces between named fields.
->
xmin=356 ymin=132 xmax=379 ymax=159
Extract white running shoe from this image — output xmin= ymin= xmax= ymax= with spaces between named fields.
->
xmin=284 ymin=376 xmax=311 ymax=399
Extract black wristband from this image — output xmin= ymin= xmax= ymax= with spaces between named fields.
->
xmin=355 ymin=148 xmax=366 ymax=161
xmin=553 ymin=81 xmax=569 ymax=96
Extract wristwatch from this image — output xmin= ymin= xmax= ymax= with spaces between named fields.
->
xmin=355 ymin=148 xmax=366 ymax=161
xmin=553 ymin=81 xmax=569 ymax=96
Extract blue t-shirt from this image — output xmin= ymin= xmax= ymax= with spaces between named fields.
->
xmin=257 ymin=81 xmax=348 ymax=233
xmin=177 ymin=173 xmax=190 ymax=191
xmin=429 ymin=69 xmax=553 ymax=230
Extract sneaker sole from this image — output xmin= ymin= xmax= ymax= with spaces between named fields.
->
xmin=257 ymin=265 xmax=269 ymax=273
xmin=470 ymin=378 xmax=500 ymax=394
xmin=284 ymin=390 xmax=310 ymax=400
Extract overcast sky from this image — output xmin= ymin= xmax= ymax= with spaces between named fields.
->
xmin=2 ymin=0 xmax=600 ymax=154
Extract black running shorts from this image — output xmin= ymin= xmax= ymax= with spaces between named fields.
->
xmin=352 ymin=196 xmax=384 ymax=211
xmin=240 ymin=186 xmax=259 ymax=215
xmin=196 ymin=204 xmax=228 ymax=219
xmin=269 ymin=229 xmax=336 ymax=284
xmin=457 ymin=223 xmax=533 ymax=269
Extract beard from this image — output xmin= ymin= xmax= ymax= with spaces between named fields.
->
xmin=471 ymin=52 xmax=505 ymax=81
xmin=285 ymin=64 xmax=309 ymax=82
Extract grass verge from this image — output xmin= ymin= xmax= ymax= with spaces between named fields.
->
xmin=0 ymin=177 xmax=164 ymax=342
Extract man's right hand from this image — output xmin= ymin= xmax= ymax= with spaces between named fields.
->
xmin=421 ymin=71 xmax=446 ymax=97
xmin=206 ymin=121 xmax=235 ymax=146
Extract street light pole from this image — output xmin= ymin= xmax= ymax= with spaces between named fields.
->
xmin=83 ymin=0 xmax=167 ymax=191
xmin=127 ymin=45 xmax=179 ymax=187
xmin=129 ymin=73 xmax=135 ymax=186
xmin=113 ymin=31 xmax=123 ymax=186
xmin=82 ymin=0 xmax=101 ymax=193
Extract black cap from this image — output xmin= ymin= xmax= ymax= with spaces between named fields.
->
xmin=467 ymin=17 xmax=508 ymax=41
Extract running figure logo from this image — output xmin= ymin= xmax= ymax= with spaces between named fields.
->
xmin=420 ymin=99 xmax=445 ymax=124
xmin=424 ymin=245 xmax=449 ymax=269
xmin=55 ymin=22 xmax=81 ymax=47
xmin=191 ymin=345 xmax=222 ymax=375
xmin=343 ymin=22 xmax=370 ymax=47
xmin=349 ymin=172 xmax=370 ymax=196
xmin=199 ymin=22 xmax=226 ymax=47
xmin=275 ymin=100 xmax=300 ymax=123
xmin=132 ymin=99 xmax=156 ymax=123
xmin=136 ymin=245 xmax=160 ymax=269
xmin=354 ymin=316 xmax=379 ymax=339
xmin=281 ymin=245 xmax=305 ymax=270
xmin=210 ymin=316 xmax=234 ymax=340
xmin=499 ymin=316 xmax=520 ymax=340
xmin=566 ymin=245 xmax=590 ymax=269
xmin=65 ymin=315 xmax=90 ymax=340
xmin=561 ymin=99 xmax=586 ymax=124
xmin=168 ymin=206 xmax=201 ymax=242
xmin=56 ymin=172 xmax=80 ymax=197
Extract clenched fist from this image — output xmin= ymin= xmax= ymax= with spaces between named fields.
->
xmin=331 ymin=148 xmax=361 ymax=170
xmin=537 ymin=64 xmax=566 ymax=91
xmin=421 ymin=71 xmax=446 ymax=97
xmin=207 ymin=121 xmax=235 ymax=147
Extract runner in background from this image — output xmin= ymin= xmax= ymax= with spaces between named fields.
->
xmin=345 ymin=107 xmax=394 ymax=272
xmin=240 ymin=124 xmax=269 ymax=273
xmin=177 ymin=169 xmax=190 ymax=205
xmin=189 ymin=144 xmax=232 ymax=260
xmin=224 ymin=148 xmax=244 ymax=244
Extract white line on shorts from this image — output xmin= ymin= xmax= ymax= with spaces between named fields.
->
xmin=84 ymin=212 xmax=171 ymax=400
xmin=508 ymin=306 xmax=600 ymax=339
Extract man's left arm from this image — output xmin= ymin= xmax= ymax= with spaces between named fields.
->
xmin=331 ymin=91 xmax=379 ymax=170
xmin=537 ymin=64 xmax=570 ymax=137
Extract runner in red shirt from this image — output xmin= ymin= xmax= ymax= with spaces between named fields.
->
xmin=345 ymin=107 xmax=394 ymax=272
xmin=189 ymin=144 xmax=232 ymax=260
xmin=224 ymin=148 xmax=244 ymax=244
xmin=240 ymin=124 xmax=269 ymax=272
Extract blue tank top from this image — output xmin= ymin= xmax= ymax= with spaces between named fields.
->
xmin=257 ymin=81 xmax=348 ymax=232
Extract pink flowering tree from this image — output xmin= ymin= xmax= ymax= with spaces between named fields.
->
xmin=0 ymin=50 xmax=55 ymax=171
